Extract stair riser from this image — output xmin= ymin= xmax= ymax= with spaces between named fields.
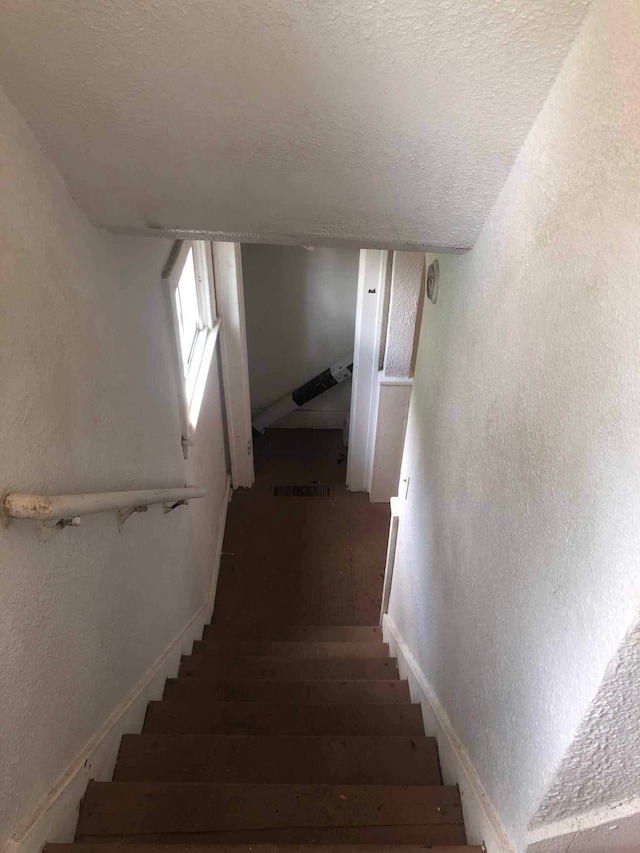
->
xmin=192 ymin=641 xmax=390 ymax=659
xmin=203 ymin=626 xmax=383 ymax=642
xmin=77 ymin=782 xmax=463 ymax=838
xmin=76 ymin=828 xmax=468 ymax=845
xmin=162 ymin=679 xmax=411 ymax=704
xmin=51 ymin=845 xmax=480 ymax=853
xmin=179 ymin=657 xmax=398 ymax=681
xmin=114 ymin=735 xmax=442 ymax=785
xmin=144 ymin=701 xmax=425 ymax=736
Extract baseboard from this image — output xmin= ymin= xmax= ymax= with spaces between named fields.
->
xmin=382 ymin=613 xmax=514 ymax=853
xmin=6 ymin=475 xmax=231 ymax=853
xmin=205 ymin=475 xmax=232 ymax=611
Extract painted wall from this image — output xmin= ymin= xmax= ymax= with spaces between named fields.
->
xmin=387 ymin=1 xmax=640 ymax=850
xmin=382 ymin=252 xmax=424 ymax=380
xmin=0 ymin=84 xmax=229 ymax=848
xmin=242 ymin=244 xmax=358 ymax=429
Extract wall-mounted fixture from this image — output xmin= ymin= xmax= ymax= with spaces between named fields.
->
xmin=427 ymin=259 xmax=439 ymax=304
xmin=1 ymin=486 xmax=206 ymax=532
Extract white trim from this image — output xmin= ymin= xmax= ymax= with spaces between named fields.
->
xmin=6 ymin=475 xmax=231 ymax=853
xmin=163 ymin=252 xmax=192 ymax=456
xmin=379 ymin=496 xmax=400 ymax=622
xmin=108 ymin=223 xmax=467 ymax=255
xmin=379 ymin=375 xmax=414 ymax=387
xmin=195 ymin=239 xmax=217 ymax=322
xmin=382 ymin=613 xmax=514 ymax=853
xmin=365 ymin=372 xmax=382 ymax=495
xmin=212 ymin=242 xmax=254 ymax=489
xmin=346 ymin=249 xmax=389 ymax=492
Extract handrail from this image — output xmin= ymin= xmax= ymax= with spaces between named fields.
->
xmin=3 ymin=487 xmax=206 ymax=528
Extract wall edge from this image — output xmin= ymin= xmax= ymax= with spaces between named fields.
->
xmin=526 ymin=794 xmax=640 ymax=852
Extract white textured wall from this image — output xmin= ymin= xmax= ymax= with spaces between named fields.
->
xmin=0 ymin=84 xmax=228 ymax=843
xmin=242 ymin=245 xmax=358 ymax=426
xmin=387 ymin=2 xmax=640 ymax=850
xmin=383 ymin=252 xmax=424 ymax=379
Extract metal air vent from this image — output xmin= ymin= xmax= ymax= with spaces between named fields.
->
xmin=273 ymin=484 xmax=332 ymax=499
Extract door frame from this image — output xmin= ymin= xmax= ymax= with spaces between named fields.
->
xmin=212 ymin=242 xmax=255 ymax=489
xmin=346 ymin=249 xmax=389 ymax=492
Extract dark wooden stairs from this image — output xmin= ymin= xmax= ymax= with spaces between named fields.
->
xmin=46 ymin=624 xmax=479 ymax=853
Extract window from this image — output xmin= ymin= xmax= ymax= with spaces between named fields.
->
xmin=166 ymin=240 xmax=220 ymax=453
xmin=175 ymin=247 xmax=202 ymax=371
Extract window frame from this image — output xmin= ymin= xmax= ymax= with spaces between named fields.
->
xmin=165 ymin=240 xmax=221 ymax=457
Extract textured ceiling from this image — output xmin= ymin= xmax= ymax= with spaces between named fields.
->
xmin=0 ymin=0 xmax=591 ymax=250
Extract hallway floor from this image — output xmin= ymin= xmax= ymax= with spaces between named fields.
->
xmin=213 ymin=429 xmax=391 ymax=629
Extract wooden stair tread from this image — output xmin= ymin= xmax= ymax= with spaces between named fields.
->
xmin=179 ymin=655 xmax=398 ymax=681
xmin=49 ymin=622 xmax=472 ymax=851
xmin=192 ymin=640 xmax=390 ymax=659
xmin=163 ymin=678 xmax=411 ymax=704
xmin=77 ymin=782 xmax=464 ymax=839
xmin=203 ymin=625 xmax=383 ymax=642
xmin=75 ymin=828 xmax=468 ymax=844
xmin=144 ymin=700 xmax=425 ymax=735
xmin=49 ymin=845 xmax=481 ymax=853
xmin=114 ymin=734 xmax=441 ymax=785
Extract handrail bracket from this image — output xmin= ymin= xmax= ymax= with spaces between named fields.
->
xmin=163 ymin=499 xmax=189 ymax=514
xmin=43 ymin=516 xmax=82 ymax=530
xmin=117 ymin=505 xmax=149 ymax=529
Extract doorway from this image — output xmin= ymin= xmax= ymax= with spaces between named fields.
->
xmin=241 ymin=243 xmax=360 ymax=483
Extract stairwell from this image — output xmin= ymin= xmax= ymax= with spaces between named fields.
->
xmin=45 ymin=623 xmax=478 ymax=852
xmin=44 ymin=432 xmax=479 ymax=853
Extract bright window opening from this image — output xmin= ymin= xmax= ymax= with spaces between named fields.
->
xmin=175 ymin=248 xmax=201 ymax=372
xmin=166 ymin=241 xmax=220 ymax=451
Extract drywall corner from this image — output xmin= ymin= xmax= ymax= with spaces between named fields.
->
xmin=528 ymin=615 xmax=640 ymax=843
xmin=4 ymin=475 xmax=231 ymax=853
xmin=382 ymin=613 xmax=514 ymax=853
xmin=527 ymin=797 xmax=640 ymax=853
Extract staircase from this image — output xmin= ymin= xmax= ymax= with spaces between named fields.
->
xmin=46 ymin=624 xmax=479 ymax=853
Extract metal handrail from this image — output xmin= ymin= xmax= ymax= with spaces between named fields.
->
xmin=3 ymin=487 xmax=206 ymax=528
